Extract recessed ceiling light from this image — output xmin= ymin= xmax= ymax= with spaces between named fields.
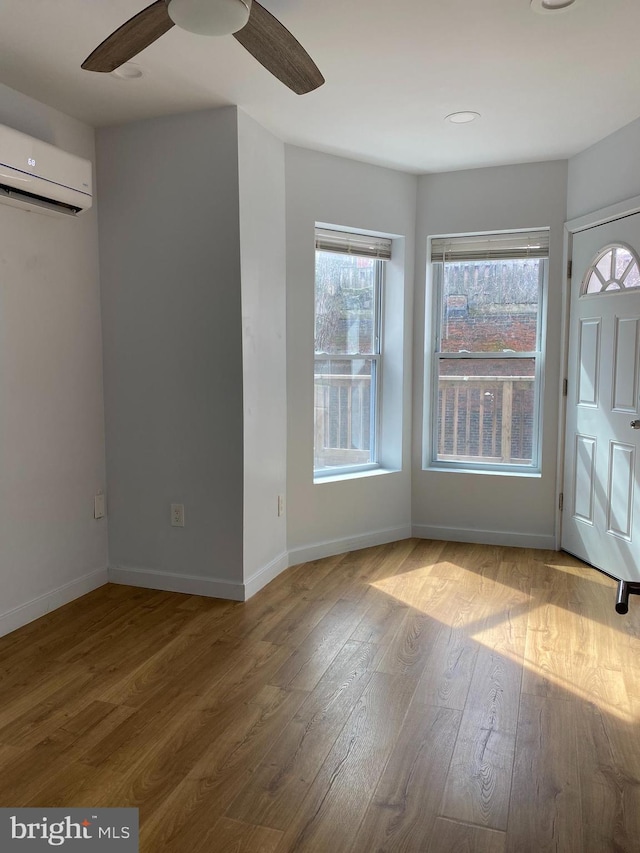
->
xmin=110 ymin=63 xmax=144 ymax=80
xmin=445 ymin=111 xmax=481 ymax=124
xmin=530 ymin=0 xmax=578 ymax=13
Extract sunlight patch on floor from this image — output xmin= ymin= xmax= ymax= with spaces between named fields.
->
xmin=370 ymin=566 xmax=638 ymax=724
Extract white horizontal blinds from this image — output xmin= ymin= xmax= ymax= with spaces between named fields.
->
xmin=315 ymin=228 xmax=392 ymax=260
xmin=431 ymin=230 xmax=550 ymax=262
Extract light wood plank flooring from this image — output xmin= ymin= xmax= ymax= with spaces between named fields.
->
xmin=1 ymin=539 xmax=640 ymax=852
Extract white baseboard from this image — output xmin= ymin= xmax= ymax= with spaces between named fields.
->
xmin=411 ymin=524 xmax=556 ymax=551
xmin=288 ymin=525 xmax=412 ymax=566
xmin=0 ymin=567 xmax=108 ymax=639
xmin=108 ymin=565 xmax=245 ymax=601
xmin=0 ymin=521 xmax=558 ymax=640
xmin=243 ymin=551 xmax=289 ymax=600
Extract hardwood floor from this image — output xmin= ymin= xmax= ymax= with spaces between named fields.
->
xmin=1 ymin=539 xmax=640 ymax=852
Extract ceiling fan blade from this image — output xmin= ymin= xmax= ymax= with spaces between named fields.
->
xmin=82 ymin=1 xmax=174 ymax=72
xmin=233 ymin=1 xmax=324 ymax=95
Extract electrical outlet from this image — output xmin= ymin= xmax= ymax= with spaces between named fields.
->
xmin=94 ymin=491 xmax=106 ymax=520
xmin=171 ymin=503 xmax=185 ymax=527
xmin=277 ymin=495 xmax=285 ymax=517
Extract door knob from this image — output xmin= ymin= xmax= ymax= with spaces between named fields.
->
xmin=631 ymin=420 xmax=640 ymax=429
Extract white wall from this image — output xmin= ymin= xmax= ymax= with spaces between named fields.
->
xmin=3 ymin=86 xmax=615 ymax=633
xmin=0 ymin=84 xmax=107 ymax=636
xmin=237 ymin=111 xmax=288 ymax=594
xmin=285 ymin=146 xmax=417 ymax=561
xmin=413 ymin=161 xmax=568 ymax=548
xmin=97 ymin=107 xmax=245 ymax=599
xmin=567 ymin=117 xmax=640 ymax=221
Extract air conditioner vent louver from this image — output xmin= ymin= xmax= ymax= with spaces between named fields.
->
xmin=0 ymin=183 xmax=82 ymax=216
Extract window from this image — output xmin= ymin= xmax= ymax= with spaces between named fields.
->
xmin=582 ymin=243 xmax=640 ymax=294
xmin=428 ymin=230 xmax=549 ymax=472
xmin=314 ymin=228 xmax=391 ymax=476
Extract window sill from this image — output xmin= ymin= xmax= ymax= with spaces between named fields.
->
xmin=314 ymin=467 xmax=400 ymax=485
xmin=423 ymin=465 xmax=541 ymax=479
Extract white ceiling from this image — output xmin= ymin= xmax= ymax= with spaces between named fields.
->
xmin=1 ymin=0 xmax=639 ymax=174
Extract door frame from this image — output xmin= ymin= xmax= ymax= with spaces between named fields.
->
xmin=556 ymin=192 xmax=640 ymax=549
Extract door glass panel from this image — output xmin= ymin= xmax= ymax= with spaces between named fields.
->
xmin=596 ymin=253 xmax=612 ymax=279
xmin=615 ymin=247 xmax=634 ymax=278
xmin=624 ymin=261 xmax=640 ymax=289
xmin=583 ymin=244 xmax=640 ymax=294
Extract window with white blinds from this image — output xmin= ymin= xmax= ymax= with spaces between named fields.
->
xmin=315 ymin=228 xmax=392 ymax=260
xmin=430 ymin=230 xmax=549 ymax=262
xmin=314 ymin=227 xmax=389 ymax=477
xmin=427 ymin=230 xmax=549 ymax=472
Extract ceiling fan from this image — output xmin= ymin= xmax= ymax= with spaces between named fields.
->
xmin=82 ymin=0 xmax=325 ymax=95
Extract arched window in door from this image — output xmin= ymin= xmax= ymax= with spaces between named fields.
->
xmin=582 ymin=243 xmax=640 ymax=294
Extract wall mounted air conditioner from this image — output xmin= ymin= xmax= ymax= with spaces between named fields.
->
xmin=0 ymin=123 xmax=92 ymax=217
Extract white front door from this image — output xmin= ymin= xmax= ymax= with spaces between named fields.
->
xmin=562 ymin=213 xmax=640 ymax=582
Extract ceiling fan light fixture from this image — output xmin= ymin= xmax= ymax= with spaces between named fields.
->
xmin=167 ymin=0 xmax=252 ymax=36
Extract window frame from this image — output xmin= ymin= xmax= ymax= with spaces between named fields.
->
xmin=313 ymin=251 xmax=385 ymax=479
xmin=427 ymin=243 xmax=547 ymax=475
